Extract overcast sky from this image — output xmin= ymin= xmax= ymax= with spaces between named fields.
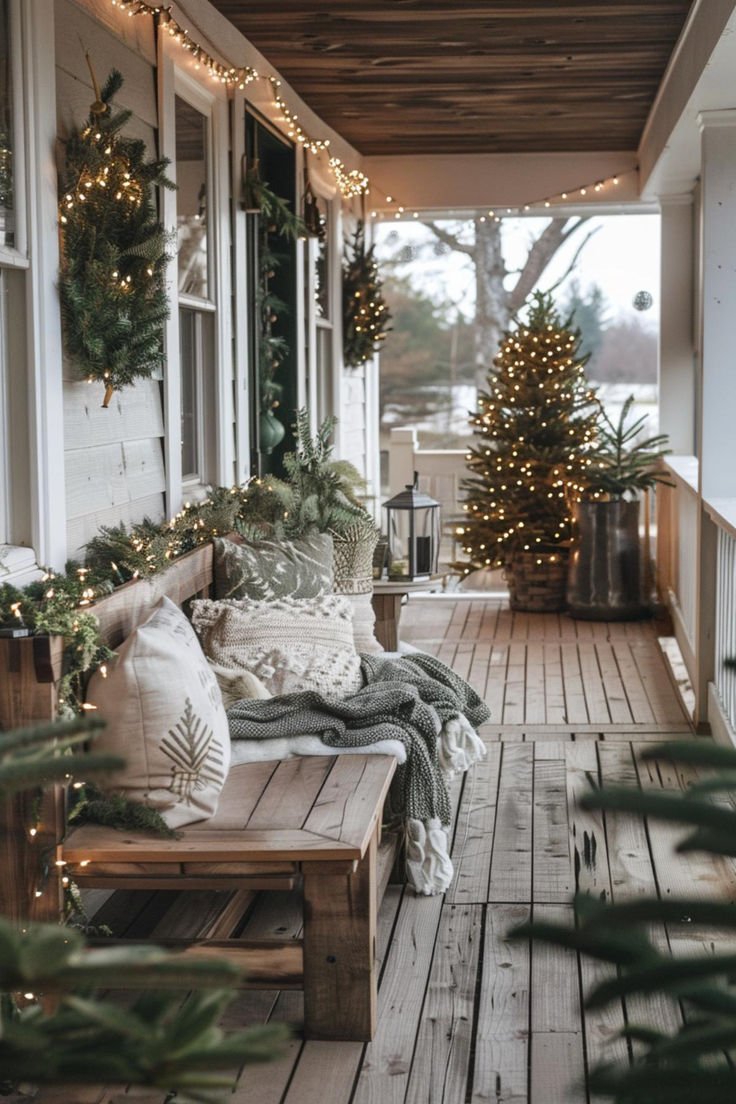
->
xmin=375 ymin=212 xmax=661 ymax=328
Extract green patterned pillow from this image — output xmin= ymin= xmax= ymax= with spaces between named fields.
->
xmin=214 ymin=533 xmax=334 ymax=601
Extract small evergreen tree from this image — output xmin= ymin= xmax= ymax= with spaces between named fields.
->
xmin=457 ymin=291 xmax=597 ymax=576
xmin=59 ymin=68 xmax=174 ymax=407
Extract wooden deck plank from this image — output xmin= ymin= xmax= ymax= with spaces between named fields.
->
xmin=489 ymin=744 xmax=533 ymax=903
xmin=560 ymin=644 xmax=589 ymax=724
xmin=449 ymin=743 xmax=502 ymax=904
xmin=525 ymin=642 xmax=547 ymax=725
xmin=503 ymin=643 xmax=527 ymax=724
xmin=350 ymin=894 xmax=446 ymax=1104
xmin=578 ymin=643 xmax=612 ymax=724
xmin=530 ymin=904 xmax=586 ymax=1104
xmin=543 ymin=643 xmax=567 ymax=726
xmin=405 ymin=903 xmax=482 ymax=1104
xmin=596 ymin=641 xmax=635 ymax=725
xmin=565 ymin=741 xmax=610 ymax=901
xmin=472 ymin=904 xmax=530 ymax=1104
xmin=612 ymin=641 xmax=657 ymax=724
xmin=532 ymin=744 xmax=573 ymax=904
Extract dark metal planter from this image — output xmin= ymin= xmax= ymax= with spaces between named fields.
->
xmin=567 ymin=499 xmax=648 ymax=621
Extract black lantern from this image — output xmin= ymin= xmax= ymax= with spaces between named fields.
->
xmin=383 ymin=474 xmax=441 ymax=581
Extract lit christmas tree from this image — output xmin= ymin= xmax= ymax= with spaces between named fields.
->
xmin=59 ymin=68 xmax=173 ymax=407
xmin=457 ymin=291 xmax=597 ymax=608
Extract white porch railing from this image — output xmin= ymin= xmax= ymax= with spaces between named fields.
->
xmin=386 ymin=426 xmax=468 ymax=564
xmin=656 ymin=456 xmax=699 ymax=677
xmin=656 ymin=456 xmax=736 ymax=741
xmin=715 ymin=522 xmax=736 ymax=732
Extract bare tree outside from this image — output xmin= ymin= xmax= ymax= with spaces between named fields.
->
xmin=425 ymin=217 xmax=597 ymax=389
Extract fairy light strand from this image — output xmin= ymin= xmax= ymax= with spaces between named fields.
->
xmin=111 ymin=0 xmax=371 ymax=199
xmin=370 ymin=169 xmax=634 ymax=220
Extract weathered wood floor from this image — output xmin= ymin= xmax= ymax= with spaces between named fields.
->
xmin=47 ymin=598 xmax=736 ymax=1104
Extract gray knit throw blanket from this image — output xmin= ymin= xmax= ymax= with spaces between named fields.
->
xmin=226 ymin=653 xmax=490 ymax=828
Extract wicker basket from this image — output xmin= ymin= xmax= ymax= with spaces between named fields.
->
xmin=332 ymin=528 xmax=379 ymax=596
xmin=505 ymin=550 xmax=568 ymax=612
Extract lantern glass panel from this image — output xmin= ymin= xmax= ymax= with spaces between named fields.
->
xmin=387 ymin=502 xmax=440 ymax=580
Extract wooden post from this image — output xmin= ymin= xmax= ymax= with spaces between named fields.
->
xmin=0 ymin=634 xmax=66 ymax=924
xmin=372 ymin=592 xmax=403 ymax=652
xmin=302 ymin=829 xmax=378 ymax=1041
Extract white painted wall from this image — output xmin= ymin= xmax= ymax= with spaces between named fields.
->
xmin=56 ymin=0 xmax=166 ymax=557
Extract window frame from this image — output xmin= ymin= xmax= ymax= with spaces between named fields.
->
xmin=302 ymin=157 xmax=343 ymax=445
xmin=0 ymin=0 xmax=65 ymax=579
xmin=158 ymin=46 xmax=233 ymax=510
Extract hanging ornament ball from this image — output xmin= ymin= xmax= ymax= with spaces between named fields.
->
xmin=632 ymin=290 xmax=653 ymax=312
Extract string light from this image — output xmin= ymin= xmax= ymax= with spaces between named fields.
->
xmin=368 ymin=168 xmax=634 ymax=221
xmin=112 ymin=0 xmax=371 ymax=200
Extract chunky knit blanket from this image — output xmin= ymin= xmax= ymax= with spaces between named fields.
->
xmin=360 ymin=652 xmax=490 ymax=730
xmin=226 ymin=653 xmax=491 ymax=895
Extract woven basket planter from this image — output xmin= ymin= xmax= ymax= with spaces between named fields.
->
xmin=505 ymin=550 xmax=568 ymax=613
xmin=332 ymin=528 xmax=379 ymax=596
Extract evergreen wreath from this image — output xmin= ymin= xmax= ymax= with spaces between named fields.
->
xmin=342 ymin=221 xmax=391 ymax=368
xmin=58 ymin=66 xmax=174 ymax=408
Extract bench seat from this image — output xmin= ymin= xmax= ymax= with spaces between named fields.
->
xmin=62 ymin=753 xmax=398 ymax=1040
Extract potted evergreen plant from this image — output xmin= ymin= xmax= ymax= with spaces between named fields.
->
xmin=567 ymin=396 xmax=670 ymax=620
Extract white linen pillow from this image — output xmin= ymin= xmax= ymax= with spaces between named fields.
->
xmin=87 ymin=596 xmax=231 ymax=829
xmin=191 ymin=593 xmax=363 ymax=699
xmin=347 ymin=592 xmax=384 ymax=654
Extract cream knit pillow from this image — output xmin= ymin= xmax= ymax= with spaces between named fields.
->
xmin=87 ymin=596 xmax=231 ymax=829
xmin=191 ymin=594 xmax=363 ymax=699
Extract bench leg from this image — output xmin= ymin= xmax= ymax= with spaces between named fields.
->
xmin=302 ymin=830 xmax=377 ymax=1041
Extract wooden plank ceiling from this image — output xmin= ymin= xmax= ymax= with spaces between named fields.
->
xmin=211 ymin=1 xmax=694 ymax=155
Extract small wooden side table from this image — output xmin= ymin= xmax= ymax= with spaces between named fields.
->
xmin=371 ymin=577 xmax=441 ymax=651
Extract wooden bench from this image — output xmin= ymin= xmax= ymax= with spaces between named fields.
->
xmin=0 ymin=542 xmax=400 ymax=1041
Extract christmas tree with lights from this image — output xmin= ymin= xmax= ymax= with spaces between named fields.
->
xmin=59 ymin=67 xmax=173 ymax=407
xmin=457 ymin=291 xmax=597 ymax=610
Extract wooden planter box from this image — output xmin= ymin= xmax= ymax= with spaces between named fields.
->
xmin=0 ymin=633 xmax=66 ymax=924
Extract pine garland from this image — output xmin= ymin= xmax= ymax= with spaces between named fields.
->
xmin=342 ymin=221 xmax=391 ymax=368
xmin=457 ymin=291 xmax=598 ymax=574
xmin=58 ymin=69 xmax=174 ymax=407
xmin=68 ymin=785 xmax=176 ymax=839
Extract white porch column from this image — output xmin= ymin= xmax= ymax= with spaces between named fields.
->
xmin=658 ymin=196 xmax=695 ymax=455
xmin=699 ymin=111 xmax=736 ymax=501
xmin=690 ymin=111 xmax=736 ymax=727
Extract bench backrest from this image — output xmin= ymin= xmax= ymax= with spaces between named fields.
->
xmin=91 ymin=543 xmax=215 ymax=649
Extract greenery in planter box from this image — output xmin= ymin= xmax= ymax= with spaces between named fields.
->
xmin=583 ymin=395 xmax=671 ymax=500
xmin=514 ymin=739 xmax=736 ymax=1103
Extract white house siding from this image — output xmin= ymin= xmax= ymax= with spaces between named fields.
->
xmin=341 ymin=366 xmax=368 ymax=480
xmin=56 ymin=0 xmax=166 ymax=557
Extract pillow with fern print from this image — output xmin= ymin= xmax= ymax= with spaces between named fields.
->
xmin=191 ymin=593 xmax=363 ymax=699
xmin=213 ymin=532 xmax=334 ymax=602
xmin=87 ymin=596 xmax=231 ymax=829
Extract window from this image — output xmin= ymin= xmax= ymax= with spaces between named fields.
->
xmin=175 ymin=93 xmax=214 ymax=484
xmin=304 ymin=191 xmax=336 ymax=426
xmin=0 ymin=0 xmax=14 ymax=249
